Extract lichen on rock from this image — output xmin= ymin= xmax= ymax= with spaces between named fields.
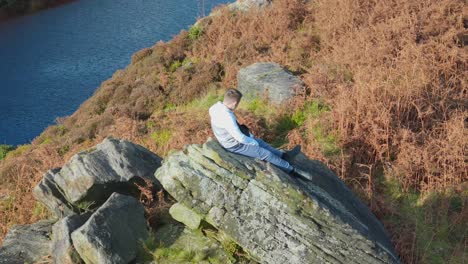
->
xmin=155 ymin=138 xmax=400 ymax=264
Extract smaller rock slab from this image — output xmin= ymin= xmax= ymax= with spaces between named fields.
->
xmin=71 ymin=193 xmax=148 ymax=264
xmin=0 ymin=220 xmax=55 ymax=264
xmin=169 ymin=203 xmax=203 ymax=230
xmin=237 ymin=62 xmax=304 ymax=104
xmin=52 ymin=213 xmax=91 ymax=264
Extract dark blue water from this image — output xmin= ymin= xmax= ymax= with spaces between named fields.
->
xmin=0 ymin=0 xmax=230 ymax=146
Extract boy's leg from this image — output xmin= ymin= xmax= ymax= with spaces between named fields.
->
xmin=255 ymin=138 xmax=283 ymax=157
xmin=227 ymin=143 xmax=293 ymax=172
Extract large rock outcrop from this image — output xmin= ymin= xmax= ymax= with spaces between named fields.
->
xmin=71 ymin=193 xmax=148 ymax=264
xmin=33 ymin=137 xmax=162 ymax=217
xmin=0 ymin=220 xmax=55 ymax=264
xmin=237 ymin=62 xmax=304 ymax=104
xmin=155 ymin=138 xmax=399 ymax=264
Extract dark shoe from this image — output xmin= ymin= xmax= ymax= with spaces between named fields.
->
xmin=282 ymin=145 xmax=301 ymax=161
xmin=291 ymin=167 xmax=313 ymax=181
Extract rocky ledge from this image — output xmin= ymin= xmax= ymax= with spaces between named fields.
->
xmin=0 ymin=136 xmax=399 ymax=263
xmin=156 ymin=138 xmax=399 ymax=264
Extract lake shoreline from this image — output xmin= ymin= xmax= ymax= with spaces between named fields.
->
xmin=0 ymin=0 xmax=231 ymax=146
xmin=0 ymin=0 xmax=77 ymax=22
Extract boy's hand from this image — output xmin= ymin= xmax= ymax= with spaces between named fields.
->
xmin=250 ymin=139 xmax=259 ymax=146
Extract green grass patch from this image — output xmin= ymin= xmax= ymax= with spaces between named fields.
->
xmin=146 ymin=119 xmax=157 ymax=129
xmin=151 ymin=130 xmax=172 ymax=147
xmin=188 ymin=25 xmax=203 ymax=41
xmin=58 ymin=144 xmax=70 ymax=157
xmin=293 ymin=100 xmax=339 ymax=157
xmin=183 ymin=90 xmax=224 ymax=111
xmin=270 ymin=115 xmax=297 ymax=147
xmin=203 ymin=229 xmax=252 ymax=263
xmin=239 ymin=97 xmax=276 ymax=119
xmin=5 ymin=144 xmax=31 ymax=158
xmin=35 ymin=133 xmax=53 ymax=145
xmin=270 ymin=99 xmax=335 ymax=149
xmin=152 ymin=247 xmax=207 ymax=263
xmin=182 ymin=57 xmax=197 ymax=68
xmin=75 ymin=200 xmax=95 ymax=212
xmin=310 ymin=123 xmax=340 ymax=157
xmin=163 ymin=103 xmax=177 ymax=112
xmin=0 ymin=144 xmax=15 ymax=160
xmin=292 ymin=100 xmax=331 ymax=126
xmin=138 ymin=231 xmax=222 ymax=264
xmin=0 ymin=195 xmax=15 ymax=212
xmin=381 ymin=177 xmax=467 ymax=264
xmin=169 ymin=60 xmax=183 ymax=72
xmin=32 ymin=201 xmax=48 ymax=218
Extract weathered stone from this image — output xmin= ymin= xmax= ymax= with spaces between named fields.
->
xmin=52 ymin=213 xmax=91 ymax=264
xmin=169 ymin=203 xmax=203 ymax=230
xmin=228 ymin=0 xmax=271 ymax=11
xmin=155 ymin=138 xmax=399 ymax=264
xmin=71 ymin=193 xmax=148 ymax=264
xmin=34 ymin=137 xmax=162 ymax=214
xmin=33 ymin=168 xmax=76 ymax=218
xmin=237 ymin=62 xmax=304 ymax=104
xmin=0 ymin=220 xmax=54 ymax=264
xmin=195 ymin=0 xmax=270 ymax=28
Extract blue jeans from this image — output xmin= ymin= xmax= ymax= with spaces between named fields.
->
xmin=226 ymin=138 xmax=293 ymax=172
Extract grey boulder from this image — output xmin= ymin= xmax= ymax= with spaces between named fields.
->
xmin=34 ymin=137 xmax=162 ymax=215
xmin=33 ymin=168 xmax=76 ymax=218
xmin=228 ymin=0 xmax=271 ymax=11
xmin=52 ymin=213 xmax=92 ymax=264
xmin=71 ymin=193 xmax=148 ymax=264
xmin=0 ymin=220 xmax=54 ymax=264
xmin=155 ymin=138 xmax=399 ymax=264
xmin=237 ymin=62 xmax=304 ymax=104
xmin=169 ymin=202 xmax=203 ymax=230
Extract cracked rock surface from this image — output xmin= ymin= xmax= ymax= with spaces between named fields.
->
xmin=155 ymin=138 xmax=399 ymax=264
xmin=0 ymin=220 xmax=54 ymax=264
xmin=33 ymin=137 xmax=162 ymax=217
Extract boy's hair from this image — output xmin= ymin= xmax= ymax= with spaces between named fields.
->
xmin=223 ymin=88 xmax=243 ymax=104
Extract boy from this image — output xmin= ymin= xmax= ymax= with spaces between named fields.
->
xmin=209 ymin=88 xmax=313 ymax=180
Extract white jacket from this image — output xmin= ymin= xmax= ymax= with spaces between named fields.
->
xmin=209 ymin=102 xmax=258 ymax=148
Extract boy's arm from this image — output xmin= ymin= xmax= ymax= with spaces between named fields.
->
xmin=225 ymin=115 xmax=258 ymax=146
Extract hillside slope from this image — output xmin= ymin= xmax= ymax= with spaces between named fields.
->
xmin=0 ymin=0 xmax=466 ymax=263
